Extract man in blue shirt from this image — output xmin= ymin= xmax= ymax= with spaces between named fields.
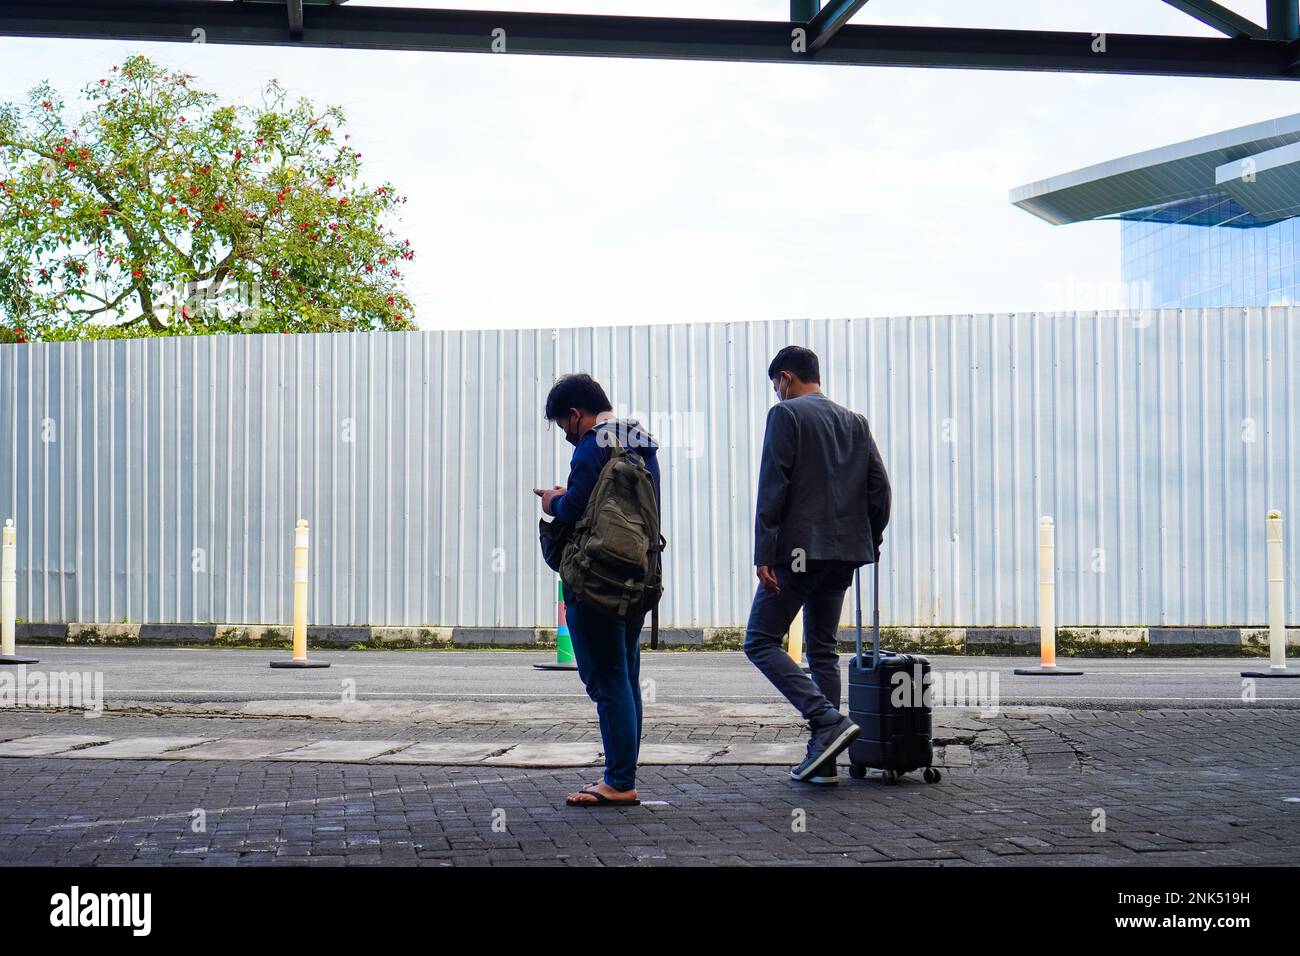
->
xmin=535 ymin=373 xmax=661 ymax=808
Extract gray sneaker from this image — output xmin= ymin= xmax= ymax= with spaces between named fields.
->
xmin=791 ymin=734 xmax=841 ymax=785
xmin=789 ymin=715 xmax=859 ymax=782
xmin=804 ymin=762 xmax=839 ymax=786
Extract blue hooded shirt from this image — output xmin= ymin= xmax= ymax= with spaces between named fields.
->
xmin=550 ymin=418 xmax=661 ymax=527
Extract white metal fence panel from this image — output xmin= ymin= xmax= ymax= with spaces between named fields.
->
xmin=1 ymin=308 xmax=1296 ymax=627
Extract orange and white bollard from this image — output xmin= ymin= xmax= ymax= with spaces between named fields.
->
xmin=0 ymin=519 xmax=38 ymax=665
xmin=788 ymin=609 xmax=811 ymax=673
xmin=1243 ymin=511 xmax=1298 ymax=679
xmin=270 ymin=519 xmax=329 ymax=669
xmin=1015 ymin=516 xmax=1081 ymax=676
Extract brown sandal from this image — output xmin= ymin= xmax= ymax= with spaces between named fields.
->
xmin=566 ymin=786 xmax=641 ymax=807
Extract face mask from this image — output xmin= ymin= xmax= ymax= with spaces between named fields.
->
xmin=563 ymin=411 xmax=582 ymax=446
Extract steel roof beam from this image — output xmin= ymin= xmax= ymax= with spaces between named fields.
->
xmin=1269 ymin=0 xmax=1300 ymax=40
xmin=287 ymin=0 xmax=303 ymax=40
xmin=806 ymin=0 xmax=871 ymax=52
xmin=0 ymin=1 xmax=1296 ymax=79
xmin=1162 ymin=1 xmax=1267 ymax=38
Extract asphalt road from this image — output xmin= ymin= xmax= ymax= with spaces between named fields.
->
xmin=8 ymin=646 xmax=1300 ymax=709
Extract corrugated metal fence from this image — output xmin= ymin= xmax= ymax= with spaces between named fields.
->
xmin=2 ymin=308 xmax=1297 ymax=627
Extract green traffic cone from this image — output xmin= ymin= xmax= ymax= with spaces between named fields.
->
xmin=535 ymin=579 xmax=579 ymax=670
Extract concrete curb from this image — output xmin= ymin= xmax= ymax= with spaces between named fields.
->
xmin=0 ymin=732 xmax=983 ymax=768
xmin=14 ymin=622 xmax=1300 ymax=654
xmin=0 ymin=733 xmax=812 ymax=767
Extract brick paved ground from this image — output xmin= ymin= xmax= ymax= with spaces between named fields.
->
xmin=0 ymin=708 xmax=1294 ymax=866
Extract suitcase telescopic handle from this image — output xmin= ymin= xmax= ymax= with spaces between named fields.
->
xmin=854 ymin=567 xmax=863 ymax=669
xmin=854 ymin=558 xmax=881 ymax=671
xmin=872 ymin=558 xmax=880 ymax=670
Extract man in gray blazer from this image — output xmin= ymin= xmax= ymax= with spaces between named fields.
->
xmin=746 ymin=345 xmax=891 ymax=785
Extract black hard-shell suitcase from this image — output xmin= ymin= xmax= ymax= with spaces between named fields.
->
xmin=846 ymin=561 xmax=941 ymax=784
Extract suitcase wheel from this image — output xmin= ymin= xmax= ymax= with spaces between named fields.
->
xmin=881 ymin=769 xmax=900 ymax=785
xmin=923 ymin=767 xmax=942 ymax=784
xmin=849 ymin=763 xmax=868 ymax=780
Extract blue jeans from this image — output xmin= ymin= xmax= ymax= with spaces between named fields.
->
xmin=566 ymin=599 xmax=646 ymax=791
xmin=744 ymin=560 xmax=858 ymax=727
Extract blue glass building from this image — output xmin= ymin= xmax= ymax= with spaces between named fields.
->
xmin=1011 ymin=114 xmax=1300 ymax=308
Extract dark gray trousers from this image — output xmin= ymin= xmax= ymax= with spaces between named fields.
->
xmin=743 ymin=560 xmax=858 ymax=727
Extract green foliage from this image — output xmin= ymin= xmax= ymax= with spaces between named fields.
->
xmin=0 ymin=55 xmax=416 ymax=341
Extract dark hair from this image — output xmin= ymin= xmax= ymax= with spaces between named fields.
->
xmin=767 ymin=345 xmax=820 ymax=385
xmin=544 ymin=373 xmax=613 ymax=421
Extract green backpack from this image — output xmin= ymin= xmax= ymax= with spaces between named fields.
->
xmin=560 ymin=432 xmax=665 ymax=620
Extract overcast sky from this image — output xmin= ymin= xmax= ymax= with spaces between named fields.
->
xmin=2 ymin=0 xmax=1297 ymax=331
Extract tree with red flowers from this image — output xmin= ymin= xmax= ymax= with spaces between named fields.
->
xmin=0 ymin=55 xmax=415 ymax=342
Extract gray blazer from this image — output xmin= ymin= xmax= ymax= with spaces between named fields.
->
xmin=753 ymin=390 xmax=891 ymax=567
